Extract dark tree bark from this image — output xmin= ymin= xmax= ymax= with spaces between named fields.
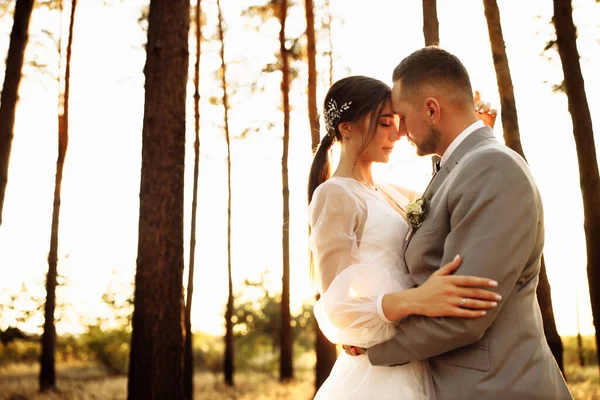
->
xmin=422 ymin=0 xmax=440 ymax=171
xmin=40 ymin=0 xmax=77 ymax=391
xmin=305 ymin=0 xmax=319 ymax=152
xmin=422 ymin=0 xmax=439 ymax=46
xmin=482 ymin=0 xmax=524 ymax=155
xmin=279 ymin=0 xmax=293 ymax=382
xmin=183 ymin=1 xmax=202 ymax=398
xmin=216 ymin=0 xmax=235 ymax=387
xmin=314 ymin=293 xmax=336 ymax=391
xmin=324 ymin=0 xmax=333 ymax=86
xmin=0 ymin=0 xmax=34 ymax=225
xmin=553 ymin=0 xmax=600 ymax=372
xmin=482 ymin=0 xmax=564 ymax=374
xmin=308 ymin=0 xmax=337 ymax=391
xmin=127 ymin=0 xmax=190 ymax=398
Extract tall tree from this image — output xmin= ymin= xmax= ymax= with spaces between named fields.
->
xmin=0 ymin=0 xmax=35 ymax=226
xmin=422 ymin=0 xmax=440 ymax=171
xmin=216 ymin=0 xmax=235 ymax=387
xmin=39 ymin=0 xmax=77 ymax=391
xmin=306 ymin=0 xmax=336 ymax=391
xmin=482 ymin=0 xmax=564 ymax=373
xmin=305 ymin=0 xmax=319 ymax=152
xmin=278 ymin=0 xmax=293 ymax=382
xmin=183 ymin=1 xmax=202 ymax=398
xmin=127 ymin=0 xmax=190 ymax=397
xmin=323 ymin=0 xmax=333 ymax=86
xmin=422 ymin=0 xmax=439 ymax=46
xmin=553 ymin=0 xmax=600 ymax=370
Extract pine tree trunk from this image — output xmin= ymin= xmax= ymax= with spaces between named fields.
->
xmin=279 ymin=0 xmax=293 ymax=382
xmin=0 ymin=0 xmax=34 ymax=225
xmin=216 ymin=0 xmax=235 ymax=387
xmin=553 ymin=0 xmax=600 ymax=372
xmin=40 ymin=0 xmax=77 ymax=391
xmin=482 ymin=0 xmax=524 ymax=155
xmin=482 ymin=0 xmax=565 ymax=374
xmin=307 ymin=0 xmax=337 ymax=390
xmin=536 ymin=256 xmax=565 ymax=372
xmin=127 ymin=0 xmax=189 ymax=398
xmin=314 ymin=293 xmax=336 ymax=391
xmin=183 ymin=1 xmax=202 ymax=398
xmin=422 ymin=0 xmax=439 ymax=46
xmin=324 ymin=0 xmax=333 ymax=87
xmin=305 ymin=0 xmax=319 ymax=152
xmin=422 ymin=0 xmax=440 ymax=171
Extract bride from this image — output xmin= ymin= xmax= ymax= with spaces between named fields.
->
xmin=308 ymin=76 xmax=499 ymax=399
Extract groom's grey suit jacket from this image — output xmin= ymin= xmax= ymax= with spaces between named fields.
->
xmin=368 ymin=127 xmax=571 ymax=399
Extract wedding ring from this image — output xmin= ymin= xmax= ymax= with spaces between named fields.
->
xmin=460 ymin=298 xmax=466 ymax=308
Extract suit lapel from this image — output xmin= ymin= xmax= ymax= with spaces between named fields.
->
xmin=403 ymin=127 xmax=496 ymax=252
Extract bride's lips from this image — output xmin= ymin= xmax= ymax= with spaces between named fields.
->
xmin=383 ymin=147 xmax=394 ymax=152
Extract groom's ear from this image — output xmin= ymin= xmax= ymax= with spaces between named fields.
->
xmin=424 ymin=97 xmax=441 ymax=123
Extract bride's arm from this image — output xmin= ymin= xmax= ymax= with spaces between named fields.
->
xmin=309 ymin=183 xmax=405 ymax=348
xmin=310 ymin=183 xmax=498 ymax=349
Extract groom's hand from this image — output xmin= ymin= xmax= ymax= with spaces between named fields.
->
xmin=342 ymin=345 xmax=366 ymax=356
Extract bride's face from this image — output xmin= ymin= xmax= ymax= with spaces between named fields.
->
xmin=356 ymin=102 xmax=402 ymax=164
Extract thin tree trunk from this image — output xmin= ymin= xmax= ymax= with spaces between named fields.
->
xmin=536 ymin=257 xmax=565 ymax=373
xmin=482 ymin=0 xmax=524 ymax=155
xmin=482 ymin=0 xmax=565 ymax=373
xmin=0 ymin=0 xmax=34 ymax=225
xmin=309 ymin=0 xmax=337 ymax=391
xmin=127 ymin=0 xmax=189 ymax=397
xmin=553 ymin=0 xmax=600 ymax=373
xmin=422 ymin=0 xmax=440 ymax=172
xmin=305 ymin=0 xmax=319 ymax=152
xmin=216 ymin=0 xmax=234 ymax=387
xmin=279 ymin=0 xmax=293 ymax=382
xmin=324 ymin=0 xmax=333 ymax=86
xmin=314 ymin=293 xmax=336 ymax=391
xmin=40 ymin=0 xmax=76 ymax=391
xmin=422 ymin=0 xmax=439 ymax=46
xmin=183 ymin=1 xmax=202 ymax=398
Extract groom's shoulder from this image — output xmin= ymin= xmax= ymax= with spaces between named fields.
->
xmin=461 ymin=139 xmax=529 ymax=173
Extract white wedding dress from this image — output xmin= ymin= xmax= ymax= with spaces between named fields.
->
xmin=309 ymin=177 xmax=434 ymax=400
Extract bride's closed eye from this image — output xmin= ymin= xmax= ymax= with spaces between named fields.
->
xmin=379 ymin=115 xmax=399 ymax=128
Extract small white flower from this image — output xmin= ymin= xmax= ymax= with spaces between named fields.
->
xmin=406 ymin=196 xmax=430 ymax=229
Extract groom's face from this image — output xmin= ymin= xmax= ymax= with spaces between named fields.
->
xmin=391 ymin=81 xmax=441 ymax=156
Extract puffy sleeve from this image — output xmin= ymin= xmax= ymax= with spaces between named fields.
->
xmin=308 ymin=182 xmax=405 ymax=348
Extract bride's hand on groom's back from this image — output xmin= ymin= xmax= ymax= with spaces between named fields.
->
xmin=474 ymin=90 xmax=498 ymax=129
xmin=413 ymin=255 xmax=502 ymax=318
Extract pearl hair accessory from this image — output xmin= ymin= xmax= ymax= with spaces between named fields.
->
xmin=324 ymin=99 xmax=352 ymax=136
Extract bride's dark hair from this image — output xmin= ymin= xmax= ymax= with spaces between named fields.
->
xmin=307 ymin=76 xmax=392 ymax=203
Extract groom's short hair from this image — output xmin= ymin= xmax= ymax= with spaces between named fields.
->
xmin=392 ymin=46 xmax=473 ymax=102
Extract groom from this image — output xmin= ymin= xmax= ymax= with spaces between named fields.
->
xmin=349 ymin=47 xmax=571 ymax=399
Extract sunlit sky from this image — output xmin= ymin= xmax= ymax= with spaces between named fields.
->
xmin=0 ymin=0 xmax=598 ymax=337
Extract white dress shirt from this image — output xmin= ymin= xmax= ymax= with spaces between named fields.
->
xmin=440 ymin=120 xmax=485 ymax=167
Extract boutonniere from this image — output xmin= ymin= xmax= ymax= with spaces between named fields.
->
xmin=406 ymin=195 xmax=431 ymax=230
